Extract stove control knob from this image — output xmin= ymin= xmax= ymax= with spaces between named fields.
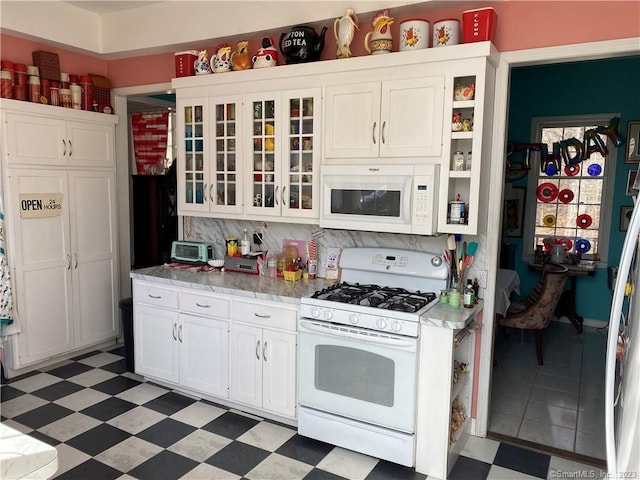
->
xmin=376 ymin=318 xmax=387 ymax=329
xmin=349 ymin=314 xmax=359 ymax=325
xmin=390 ymin=321 xmax=402 ymax=332
xmin=323 ymin=310 xmax=333 ymax=320
xmin=311 ymin=308 xmax=321 ymax=318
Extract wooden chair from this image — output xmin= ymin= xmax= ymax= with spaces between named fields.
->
xmin=497 ymin=263 xmax=569 ymax=365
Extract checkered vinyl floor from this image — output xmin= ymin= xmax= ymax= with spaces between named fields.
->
xmin=1 ymin=346 xmax=606 ymax=479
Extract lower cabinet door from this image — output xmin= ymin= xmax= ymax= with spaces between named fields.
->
xmin=229 ymin=323 xmax=262 ymax=408
xmin=179 ymin=313 xmax=229 ymax=398
xmin=262 ymin=329 xmax=297 ymax=418
xmin=134 ymin=304 xmax=179 ymax=383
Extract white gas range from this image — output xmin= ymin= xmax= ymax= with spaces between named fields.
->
xmin=297 ymin=247 xmax=449 ymax=467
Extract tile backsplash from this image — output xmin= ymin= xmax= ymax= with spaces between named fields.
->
xmin=183 ymin=217 xmax=475 ymax=278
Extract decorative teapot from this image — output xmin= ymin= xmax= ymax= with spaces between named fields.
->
xmin=194 ymin=50 xmax=212 ymax=75
xmin=212 ymin=44 xmax=232 ymax=73
xmin=279 ymin=25 xmax=328 ymax=64
xmin=364 ymin=10 xmax=394 ymax=54
xmin=231 ymin=41 xmax=252 ymax=71
xmin=252 ymin=37 xmax=278 ymax=69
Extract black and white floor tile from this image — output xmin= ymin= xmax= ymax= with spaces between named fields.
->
xmin=2 ymin=345 xmax=607 ymax=479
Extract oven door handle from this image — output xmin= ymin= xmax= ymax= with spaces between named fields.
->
xmin=299 ymin=320 xmax=416 ymax=347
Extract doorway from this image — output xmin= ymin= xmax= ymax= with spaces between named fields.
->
xmin=487 ymin=55 xmax=639 ymax=464
xmin=127 ymin=93 xmax=178 ymax=269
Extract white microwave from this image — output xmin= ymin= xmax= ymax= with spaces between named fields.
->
xmin=320 ymin=164 xmax=439 ymax=235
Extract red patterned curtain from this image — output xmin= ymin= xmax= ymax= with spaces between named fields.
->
xmin=131 ymin=112 xmax=169 ymax=174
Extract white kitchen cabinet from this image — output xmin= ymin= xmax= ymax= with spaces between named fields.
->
xmin=177 ymin=98 xmax=209 ymax=214
xmin=415 ymin=317 xmax=479 ymax=479
xmin=179 ymin=290 xmax=230 ymax=397
xmin=230 ymin=298 xmax=297 ymax=418
xmin=324 ymin=76 xmax=444 ymax=159
xmin=245 ymin=88 xmax=321 ymax=219
xmin=1 ymin=101 xmax=119 ymax=378
xmin=5 ymin=111 xmax=114 ymax=168
xmin=177 ymin=96 xmax=245 ymax=216
xmin=4 ymin=169 xmax=119 ymax=366
xmin=133 ymin=281 xmax=230 ymax=398
xmin=134 ymin=303 xmax=180 ymax=383
xmin=437 ymin=59 xmax=497 ymax=234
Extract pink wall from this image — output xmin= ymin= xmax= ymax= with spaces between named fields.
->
xmin=2 ymin=1 xmax=638 ymax=89
xmin=0 ymin=34 xmax=108 ymax=77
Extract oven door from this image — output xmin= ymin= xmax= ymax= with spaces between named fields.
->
xmin=298 ymin=319 xmax=417 ymax=432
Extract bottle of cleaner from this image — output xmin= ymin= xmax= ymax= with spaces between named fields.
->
xmin=241 ymin=229 xmax=250 ymax=256
xmin=463 ymin=279 xmax=475 ymax=308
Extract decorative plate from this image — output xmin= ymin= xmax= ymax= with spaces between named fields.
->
xmin=536 ymin=182 xmax=558 ymax=202
xmin=558 ymin=189 xmax=574 ymax=203
xmin=564 ymin=164 xmax=580 ymax=176
xmin=543 ymin=214 xmax=557 ymax=227
xmin=577 ymin=214 xmax=593 ymax=229
xmin=587 ymin=164 xmax=602 ymax=176
xmin=557 ymin=237 xmax=573 ymax=251
xmin=575 ymin=238 xmax=592 ymax=253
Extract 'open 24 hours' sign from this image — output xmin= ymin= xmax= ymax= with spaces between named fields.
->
xmin=19 ymin=193 xmax=63 ymax=218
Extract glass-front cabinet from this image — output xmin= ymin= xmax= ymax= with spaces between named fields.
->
xmin=246 ymin=93 xmax=279 ymax=214
xmin=211 ymin=96 xmax=243 ymax=214
xmin=177 ymin=99 xmax=208 ymax=214
xmin=245 ymin=88 xmax=320 ymax=220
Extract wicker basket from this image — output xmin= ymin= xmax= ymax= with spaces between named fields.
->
xmin=283 ymin=269 xmax=302 ymax=282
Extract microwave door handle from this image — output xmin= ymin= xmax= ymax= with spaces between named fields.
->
xmin=299 ymin=320 xmax=415 ymax=348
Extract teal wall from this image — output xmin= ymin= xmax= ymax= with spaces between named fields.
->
xmin=506 ymin=56 xmax=640 ymax=323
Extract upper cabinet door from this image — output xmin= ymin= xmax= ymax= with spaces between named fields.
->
xmin=324 ymin=82 xmax=381 ymax=159
xmin=66 ymin=121 xmax=115 ymax=168
xmin=210 ymin=95 xmax=244 ymax=214
xmin=244 ymin=92 xmax=281 ymax=216
xmin=324 ymin=76 xmax=445 ymax=160
xmin=379 ymin=76 xmax=444 ymax=158
xmin=281 ymin=88 xmax=321 ymax=220
xmin=177 ymin=99 xmax=210 ymax=214
xmin=5 ymin=113 xmax=67 ymax=165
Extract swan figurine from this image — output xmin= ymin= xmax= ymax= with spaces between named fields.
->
xmin=334 ymin=8 xmax=359 ymax=58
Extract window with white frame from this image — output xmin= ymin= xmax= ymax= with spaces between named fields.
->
xmin=523 ymin=115 xmax=617 ymax=263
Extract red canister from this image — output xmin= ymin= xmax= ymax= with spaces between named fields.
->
xmin=28 ymin=75 xmax=40 ymax=103
xmin=13 ymin=63 xmax=27 ymax=101
xmin=40 ymin=78 xmax=50 ymax=104
xmin=463 ymin=7 xmax=497 ymax=43
xmin=50 ymin=81 xmax=60 ymax=106
xmin=1 ymin=60 xmax=14 ymax=85
xmin=0 ymin=70 xmax=12 ymax=99
xmin=79 ymin=75 xmax=93 ymax=111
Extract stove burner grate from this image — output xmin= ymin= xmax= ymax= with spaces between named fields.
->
xmin=311 ymin=282 xmax=436 ymax=312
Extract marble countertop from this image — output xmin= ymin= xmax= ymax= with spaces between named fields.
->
xmin=131 ymin=265 xmax=335 ymax=305
xmin=131 ymin=265 xmax=482 ymax=329
xmin=424 ymin=301 xmax=484 ymax=329
xmin=0 ymin=424 xmax=58 ymax=480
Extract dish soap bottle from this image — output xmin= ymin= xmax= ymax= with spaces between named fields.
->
xmin=241 ymin=229 xmax=250 ymax=256
xmin=463 ymin=279 xmax=475 ymax=308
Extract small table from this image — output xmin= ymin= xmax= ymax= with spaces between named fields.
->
xmin=528 ymin=261 xmax=597 ymax=334
xmin=495 ymin=269 xmax=521 ymax=317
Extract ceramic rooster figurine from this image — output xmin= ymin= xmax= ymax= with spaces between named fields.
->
xmin=231 ymin=40 xmax=252 ymax=71
xmin=334 ymin=8 xmax=359 ymax=59
xmin=212 ymin=44 xmax=232 ymax=73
